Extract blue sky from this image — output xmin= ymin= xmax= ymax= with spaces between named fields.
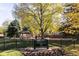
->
xmin=0 ymin=3 xmax=15 ymax=26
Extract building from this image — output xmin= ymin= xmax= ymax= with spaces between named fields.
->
xmin=0 ymin=33 xmax=4 ymax=38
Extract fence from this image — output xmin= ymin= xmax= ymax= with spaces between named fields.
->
xmin=0 ymin=37 xmax=33 ymax=50
xmin=0 ymin=37 xmax=78 ymax=50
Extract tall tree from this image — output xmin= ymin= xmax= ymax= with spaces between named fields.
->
xmin=6 ymin=19 xmax=21 ymax=38
xmin=13 ymin=3 xmax=63 ymax=39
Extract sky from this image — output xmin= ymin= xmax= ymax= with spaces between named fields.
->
xmin=0 ymin=3 xmax=15 ymax=26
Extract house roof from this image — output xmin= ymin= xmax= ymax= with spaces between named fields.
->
xmin=21 ymin=31 xmax=30 ymax=34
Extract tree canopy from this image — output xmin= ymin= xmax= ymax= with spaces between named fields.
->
xmin=64 ymin=4 xmax=79 ymax=36
xmin=13 ymin=3 xmax=63 ymax=39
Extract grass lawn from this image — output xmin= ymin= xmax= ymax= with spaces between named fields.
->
xmin=63 ymin=44 xmax=79 ymax=56
xmin=0 ymin=49 xmax=23 ymax=56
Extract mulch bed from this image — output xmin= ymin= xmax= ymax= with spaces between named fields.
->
xmin=19 ymin=47 xmax=70 ymax=56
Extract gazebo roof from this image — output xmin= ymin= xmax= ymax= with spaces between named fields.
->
xmin=21 ymin=31 xmax=30 ymax=34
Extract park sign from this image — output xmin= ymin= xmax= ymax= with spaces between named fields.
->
xmin=33 ymin=39 xmax=48 ymax=49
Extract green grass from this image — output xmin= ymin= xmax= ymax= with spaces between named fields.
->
xmin=0 ymin=49 xmax=23 ymax=56
xmin=63 ymin=44 xmax=79 ymax=56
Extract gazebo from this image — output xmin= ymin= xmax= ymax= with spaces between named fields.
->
xmin=20 ymin=27 xmax=32 ymax=39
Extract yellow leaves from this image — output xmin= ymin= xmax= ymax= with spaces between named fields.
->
xmin=0 ymin=27 xmax=4 ymax=33
xmin=52 ymin=23 xmax=60 ymax=32
xmin=66 ymin=13 xmax=79 ymax=21
xmin=52 ymin=4 xmax=63 ymax=13
xmin=64 ymin=4 xmax=79 ymax=35
xmin=14 ymin=3 xmax=64 ymax=36
xmin=64 ymin=28 xmax=74 ymax=34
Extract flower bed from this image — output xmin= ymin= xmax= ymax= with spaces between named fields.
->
xmin=20 ymin=47 xmax=68 ymax=56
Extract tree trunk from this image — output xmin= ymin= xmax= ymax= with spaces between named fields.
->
xmin=40 ymin=4 xmax=44 ymax=39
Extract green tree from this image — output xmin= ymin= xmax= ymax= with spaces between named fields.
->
xmin=0 ymin=26 xmax=4 ymax=33
xmin=6 ymin=19 xmax=21 ymax=38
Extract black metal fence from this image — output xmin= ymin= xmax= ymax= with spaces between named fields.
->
xmin=0 ymin=37 xmax=33 ymax=50
xmin=0 ymin=37 xmax=78 ymax=50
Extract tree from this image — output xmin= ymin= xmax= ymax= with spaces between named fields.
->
xmin=0 ymin=26 xmax=4 ymax=33
xmin=6 ymin=19 xmax=21 ymax=38
xmin=13 ymin=3 xmax=63 ymax=39
xmin=60 ymin=3 xmax=79 ymax=38
xmin=2 ymin=20 xmax=11 ymax=32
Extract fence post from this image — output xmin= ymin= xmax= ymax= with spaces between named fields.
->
xmin=60 ymin=39 xmax=62 ymax=48
xmin=72 ymin=38 xmax=76 ymax=49
xmin=16 ymin=38 xmax=17 ymax=49
xmin=73 ymin=39 xmax=76 ymax=48
xmin=4 ymin=37 xmax=5 ymax=50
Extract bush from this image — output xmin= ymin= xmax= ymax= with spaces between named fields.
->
xmin=0 ymin=49 xmax=23 ymax=56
